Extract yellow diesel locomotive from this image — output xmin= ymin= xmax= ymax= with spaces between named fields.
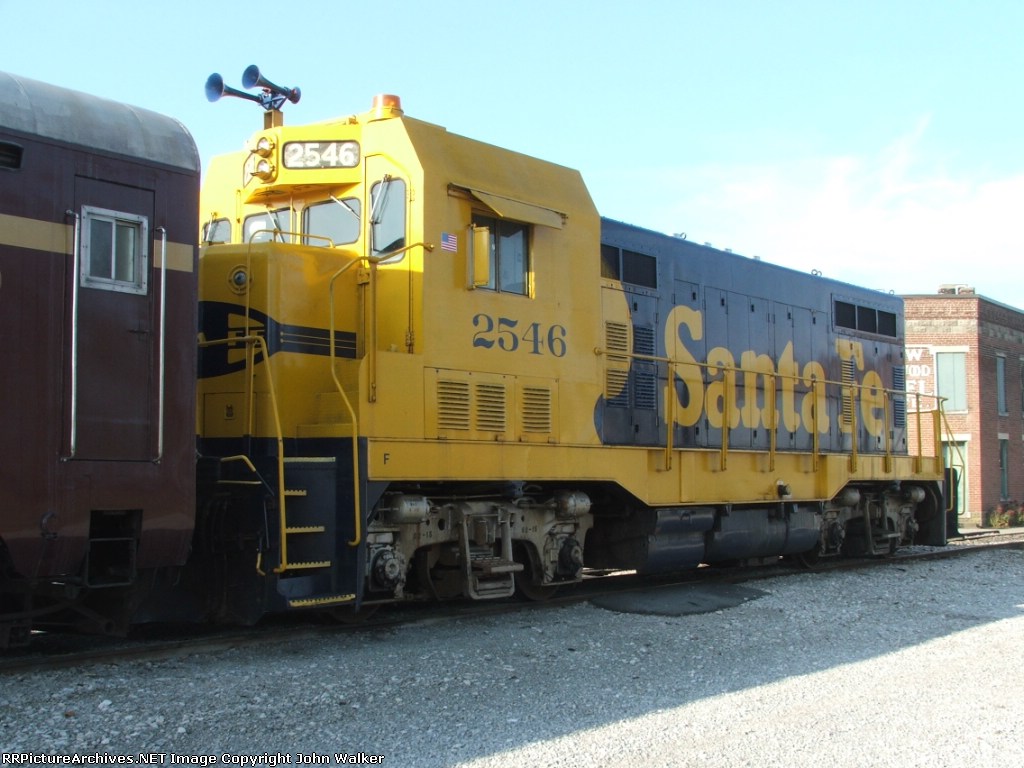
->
xmin=190 ymin=68 xmax=947 ymax=621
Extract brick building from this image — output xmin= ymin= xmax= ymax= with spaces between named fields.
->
xmin=903 ymin=287 xmax=1024 ymax=526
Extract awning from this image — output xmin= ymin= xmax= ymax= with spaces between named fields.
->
xmin=467 ymin=188 xmax=565 ymax=229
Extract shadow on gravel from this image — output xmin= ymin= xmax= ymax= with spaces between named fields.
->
xmin=346 ymin=547 xmax=1024 ymax=767
xmin=590 ymin=582 xmax=769 ymax=616
xmin=4 ymin=547 xmax=1023 ymax=764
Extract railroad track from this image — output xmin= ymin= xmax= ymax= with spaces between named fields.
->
xmin=3 ymin=530 xmax=1021 ymax=674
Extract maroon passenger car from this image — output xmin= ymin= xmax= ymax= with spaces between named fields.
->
xmin=0 ymin=72 xmax=199 ymax=646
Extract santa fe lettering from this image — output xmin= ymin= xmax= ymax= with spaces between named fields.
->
xmin=663 ymin=305 xmax=887 ymax=437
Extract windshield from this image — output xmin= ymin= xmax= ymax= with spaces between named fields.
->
xmin=243 ymin=208 xmax=290 ymax=243
xmin=303 ymin=197 xmax=361 ymax=247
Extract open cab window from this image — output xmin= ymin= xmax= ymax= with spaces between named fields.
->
xmin=472 ymin=213 xmax=529 ymax=296
xmin=370 ymin=177 xmax=407 ymax=257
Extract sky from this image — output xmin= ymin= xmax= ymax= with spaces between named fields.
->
xmin=4 ymin=0 xmax=1023 ymax=307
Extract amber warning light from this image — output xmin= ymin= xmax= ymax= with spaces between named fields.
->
xmin=371 ymin=94 xmax=404 ymax=119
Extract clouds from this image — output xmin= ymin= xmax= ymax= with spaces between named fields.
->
xmin=593 ymin=117 xmax=1022 ymax=306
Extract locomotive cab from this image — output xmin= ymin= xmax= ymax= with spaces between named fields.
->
xmin=196 ymin=93 xmax=602 ymax=615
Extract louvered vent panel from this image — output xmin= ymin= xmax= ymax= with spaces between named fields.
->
xmin=437 ymin=379 xmax=471 ymax=430
xmin=605 ymin=322 xmax=629 ymax=354
xmin=633 ymin=325 xmax=655 ymax=356
xmin=606 ymin=369 xmax=629 ymax=407
xmin=606 ymin=321 xmax=630 ymax=407
xmin=892 ymin=366 xmax=907 ymax=428
xmin=841 ymin=358 xmax=857 ymax=426
xmin=634 ymin=370 xmax=658 ymax=410
xmin=521 ymin=386 xmax=552 ymax=433
xmin=475 ymin=382 xmax=507 ymax=432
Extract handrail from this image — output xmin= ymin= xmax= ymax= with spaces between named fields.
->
xmin=155 ymin=227 xmax=167 ymax=462
xmin=64 ymin=209 xmax=81 ymax=460
xmin=767 ymin=376 xmax=777 ymax=472
xmin=811 ymin=379 xmax=822 ymax=471
xmin=882 ymin=394 xmax=892 ymax=474
xmin=934 ymin=395 xmax=963 ymax=512
xmin=595 ymin=345 xmax=945 ymax=476
xmin=198 ymin=334 xmax=290 ymax=572
xmin=327 ymin=240 xmax=435 ymax=547
xmin=720 ymin=368 xmax=734 ymax=471
xmin=329 ymin=257 xmax=368 ymax=548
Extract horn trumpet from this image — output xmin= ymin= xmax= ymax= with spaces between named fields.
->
xmin=205 ymin=73 xmax=262 ymax=104
xmin=241 ymin=65 xmax=301 ymax=106
xmin=204 ymin=66 xmax=301 ymax=112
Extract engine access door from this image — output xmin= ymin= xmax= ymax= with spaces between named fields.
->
xmin=70 ymin=177 xmax=157 ymax=461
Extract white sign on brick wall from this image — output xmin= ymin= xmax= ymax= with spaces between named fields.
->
xmin=905 ymin=346 xmax=934 ymax=409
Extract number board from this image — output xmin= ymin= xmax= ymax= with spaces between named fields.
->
xmin=282 ymin=141 xmax=360 ymax=169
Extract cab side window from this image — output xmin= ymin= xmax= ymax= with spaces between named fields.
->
xmin=370 ymin=177 xmax=406 ymax=256
xmin=473 ymin=213 xmax=529 ymax=296
xmin=202 ymin=217 xmax=231 ymax=244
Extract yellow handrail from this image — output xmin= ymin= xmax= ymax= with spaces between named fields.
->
xmin=199 ymin=334 xmax=290 ymax=572
xmin=329 ymin=258 xmax=367 ymax=548
xmin=327 ymin=240 xmax=434 ymax=548
xmin=596 ymin=345 xmax=945 ymax=476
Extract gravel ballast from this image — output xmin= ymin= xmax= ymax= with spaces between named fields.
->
xmin=2 ymin=547 xmax=1022 ymax=767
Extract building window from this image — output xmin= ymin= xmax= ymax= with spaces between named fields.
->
xmin=996 ymin=355 xmax=1007 ymax=415
xmin=935 ymin=351 xmax=967 ymax=412
xmin=81 ymin=206 xmax=148 ymax=295
xmin=473 ymin=213 xmax=529 ymax=295
xmin=999 ymin=438 xmax=1009 ymax=499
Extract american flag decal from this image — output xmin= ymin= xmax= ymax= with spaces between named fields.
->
xmin=441 ymin=232 xmax=458 ymax=252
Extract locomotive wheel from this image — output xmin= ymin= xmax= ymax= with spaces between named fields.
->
xmin=793 ymin=548 xmax=822 ymax=569
xmin=512 ymin=543 xmax=560 ymax=601
xmin=514 ymin=570 xmax=561 ymax=602
xmin=327 ymin=605 xmax=380 ymax=624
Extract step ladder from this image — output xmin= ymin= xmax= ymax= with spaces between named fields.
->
xmin=458 ymin=512 xmax=522 ymax=599
xmin=276 ymin=457 xmax=355 ymax=609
